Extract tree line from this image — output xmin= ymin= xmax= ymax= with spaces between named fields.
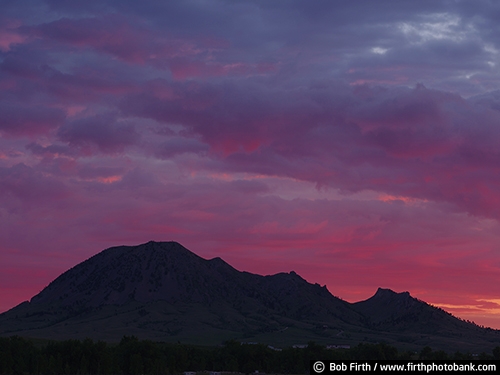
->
xmin=1 ymin=335 xmax=499 ymax=374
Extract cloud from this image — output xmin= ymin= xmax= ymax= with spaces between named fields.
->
xmin=153 ymin=137 xmax=209 ymax=159
xmin=33 ymin=13 xmax=240 ymax=80
xmin=25 ymin=142 xmax=77 ymax=158
xmin=57 ymin=113 xmax=139 ymax=153
xmin=0 ymin=102 xmax=66 ymax=137
xmin=36 ymin=15 xmax=159 ymax=64
xmin=117 ymin=78 xmax=500 ymax=220
xmin=0 ymin=163 xmax=69 ymax=204
xmin=0 ymin=19 xmax=27 ymax=52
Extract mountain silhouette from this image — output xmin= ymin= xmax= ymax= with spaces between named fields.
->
xmin=1 ymin=241 xmax=499 ymax=352
xmin=353 ymin=288 xmax=484 ymax=333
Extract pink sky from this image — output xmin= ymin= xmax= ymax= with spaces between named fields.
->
xmin=1 ymin=1 xmax=500 ymax=329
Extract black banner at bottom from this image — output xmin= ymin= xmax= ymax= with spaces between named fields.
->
xmin=310 ymin=360 xmax=499 ymax=374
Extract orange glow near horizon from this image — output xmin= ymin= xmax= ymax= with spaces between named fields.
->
xmin=378 ymin=194 xmax=428 ymax=204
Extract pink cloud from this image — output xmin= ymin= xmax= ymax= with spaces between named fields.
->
xmin=117 ymin=81 xmax=500 ymax=220
xmin=0 ymin=19 xmax=27 ymax=52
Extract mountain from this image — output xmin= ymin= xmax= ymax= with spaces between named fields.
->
xmin=0 ymin=241 xmax=362 ymax=345
xmin=1 ymin=241 xmax=499 ymax=352
xmin=353 ymin=288 xmax=469 ymax=333
xmin=352 ymin=288 xmax=500 ymax=350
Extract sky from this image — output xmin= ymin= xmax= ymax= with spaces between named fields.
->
xmin=1 ymin=0 xmax=500 ymax=329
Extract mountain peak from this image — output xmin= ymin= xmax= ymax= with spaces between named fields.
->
xmin=352 ymin=286 xmax=484 ymax=338
xmin=29 ymin=241 xmax=220 ymax=307
xmin=373 ymin=287 xmax=411 ymax=299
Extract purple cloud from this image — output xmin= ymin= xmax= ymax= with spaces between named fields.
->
xmin=57 ymin=113 xmax=139 ymax=153
xmin=0 ymin=102 xmax=65 ymax=136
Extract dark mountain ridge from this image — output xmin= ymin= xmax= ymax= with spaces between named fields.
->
xmin=353 ymin=288 xmax=484 ymax=335
xmin=1 ymin=241 xmax=499 ymax=352
xmin=28 ymin=241 xmax=359 ymax=323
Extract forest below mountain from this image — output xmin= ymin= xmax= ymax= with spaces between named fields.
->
xmin=1 ymin=336 xmax=499 ymax=375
